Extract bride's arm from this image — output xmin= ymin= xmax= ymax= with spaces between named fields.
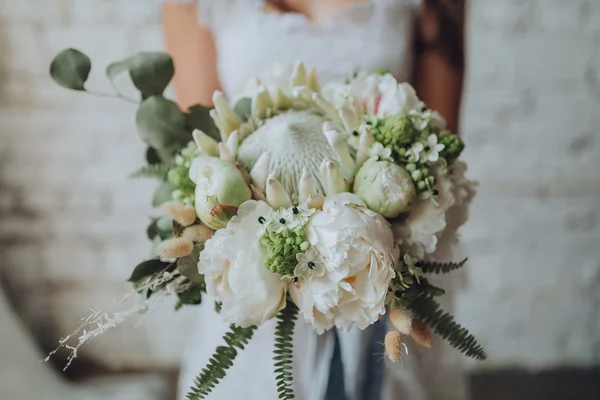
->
xmin=162 ymin=2 xmax=221 ymax=109
xmin=413 ymin=0 xmax=465 ymax=133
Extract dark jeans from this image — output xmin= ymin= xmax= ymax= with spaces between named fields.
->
xmin=325 ymin=319 xmax=386 ymax=400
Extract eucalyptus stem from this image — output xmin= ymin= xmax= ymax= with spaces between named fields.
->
xmin=85 ymin=89 xmax=139 ymax=104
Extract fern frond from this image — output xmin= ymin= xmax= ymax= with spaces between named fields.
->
xmin=186 ymin=325 xmax=256 ymax=400
xmin=129 ymin=164 xmax=170 ymax=180
xmin=274 ymin=302 xmax=298 ymax=399
xmin=406 ymin=294 xmax=487 ymax=360
xmin=417 ymin=258 xmax=468 ymax=274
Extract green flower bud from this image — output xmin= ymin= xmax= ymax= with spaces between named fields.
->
xmin=370 ymin=115 xmax=419 ymax=161
xmin=191 ymin=156 xmax=252 ymax=229
xmin=411 ymin=170 xmax=422 ymax=181
xmin=405 ymin=163 xmax=417 ymax=172
xmin=439 ymin=132 xmax=465 ymax=163
xmin=353 ymin=159 xmax=416 ymax=218
xmin=417 ymin=181 xmax=427 ymax=190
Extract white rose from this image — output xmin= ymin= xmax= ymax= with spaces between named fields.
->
xmin=290 ymin=194 xmax=399 ymax=333
xmin=198 ymin=200 xmax=286 ymax=327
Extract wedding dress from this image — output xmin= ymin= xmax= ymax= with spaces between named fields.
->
xmin=168 ymin=1 xmax=462 ymax=399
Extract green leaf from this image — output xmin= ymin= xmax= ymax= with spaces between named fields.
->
xmin=185 ymin=104 xmax=220 ymax=142
xmin=186 ymin=325 xmax=256 ymax=400
xmin=128 ymin=259 xmax=169 ymax=283
xmin=129 ymin=164 xmax=171 ymax=180
xmin=177 ymin=246 xmax=204 ymax=283
xmin=129 ymin=52 xmax=174 ymax=98
xmin=406 ymin=294 xmax=487 ymax=361
xmin=418 ymin=258 xmax=468 ymax=274
xmin=136 ymin=96 xmax=188 ymax=149
xmin=152 ymin=181 xmax=175 ymax=207
xmin=273 ymin=303 xmax=298 ymax=400
xmin=50 ymin=48 xmax=91 ymax=91
xmin=234 ymin=97 xmax=252 ymax=121
xmin=175 ymin=284 xmax=204 ymax=310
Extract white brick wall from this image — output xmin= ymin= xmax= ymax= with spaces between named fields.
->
xmin=0 ymin=0 xmax=598 ymax=376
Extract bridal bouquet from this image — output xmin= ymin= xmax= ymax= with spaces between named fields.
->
xmin=49 ymin=49 xmax=485 ymax=399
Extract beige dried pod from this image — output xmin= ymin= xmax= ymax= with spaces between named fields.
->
xmin=384 ymin=331 xmax=404 ymax=364
xmin=389 ymin=308 xmax=413 ymax=335
xmin=161 ymin=201 xmax=196 ymax=227
xmin=157 ymin=238 xmax=194 ymax=259
xmin=182 ymin=224 xmax=214 ymax=244
xmin=410 ymin=319 xmax=432 ymax=348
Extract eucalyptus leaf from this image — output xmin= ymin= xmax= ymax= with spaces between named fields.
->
xmin=177 ymin=246 xmax=204 ymax=283
xmin=152 ymin=181 xmax=175 ymax=207
xmin=234 ymin=97 xmax=252 ymax=121
xmin=50 ymin=48 xmax=91 ymax=91
xmin=128 ymin=259 xmax=169 ymax=283
xmin=136 ymin=96 xmax=188 ymax=149
xmin=129 ymin=52 xmax=174 ymax=98
xmin=185 ymin=104 xmax=220 ymax=142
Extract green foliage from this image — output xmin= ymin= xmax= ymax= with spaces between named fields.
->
xmin=175 ymin=284 xmax=204 ymax=311
xmin=185 ymin=104 xmax=220 ymax=142
xmin=418 ymin=258 xmax=468 ymax=274
xmin=186 ymin=325 xmax=257 ymax=400
xmin=50 ymin=48 xmax=91 ymax=91
xmin=107 ymin=52 xmax=174 ymax=98
xmin=234 ymin=97 xmax=252 ymax=121
xmin=129 ymin=164 xmax=171 ymax=180
xmin=129 ymin=52 xmax=174 ymax=98
xmin=136 ymin=96 xmax=189 ymax=149
xmin=406 ymin=294 xmax=487 ymax=360
xmin=128 ymin=259 xmax=170 ymax=283
xmin=177 ymin=246 xmax=204 ymax=284
xmin=274 ymin=302 xmax=299 ymax=400
xmin=152 ymin=181 xmax=175 ymax=207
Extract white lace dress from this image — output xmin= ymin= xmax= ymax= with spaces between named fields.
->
xmin=166 ymin=1 xmax=437 ymax=399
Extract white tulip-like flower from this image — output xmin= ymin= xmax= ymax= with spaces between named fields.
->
xmin=353 ymin=159 xmax=416 ymax=218
xmin=198 ymin=200 xmax=287 ymax=327
xmin=290 ymin=194 xmax=399 ymax=333
xmin=190 ymin=156 xmax=252 ymax=230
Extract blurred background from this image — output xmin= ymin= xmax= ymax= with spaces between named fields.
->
xmin=0 ymin=0 xmax=599 ymax=399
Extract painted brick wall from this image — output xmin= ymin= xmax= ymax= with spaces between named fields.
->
xmin=0 ymin=0 xmax=598 ymax=376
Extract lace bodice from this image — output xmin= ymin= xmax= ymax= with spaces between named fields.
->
xmin=170 ymin=0 xmax=418 ymax=98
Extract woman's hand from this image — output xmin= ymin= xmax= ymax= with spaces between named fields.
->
xmin=162 ymin=2 xmax=221 ymax=109
xmin=414 ymin=0 xmax=466 ymax=133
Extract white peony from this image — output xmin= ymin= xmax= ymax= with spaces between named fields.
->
xmin=290 ymin=194 xmax=399 ymax=333
xmin=198 ymin=200 xmax=287 ymax=327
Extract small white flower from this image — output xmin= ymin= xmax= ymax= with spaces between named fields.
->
xmin=368 ymin=142 xmax=393 ymax=162
xmin=287 ymin=204 xmax=316 ymax=230
xmin=419 ymin=135 xmax=445 ymax=164
xmin=407 ymin=142 xmax=424 ymax=162
xmin=294 ymin=247 xmax=325 ymax=279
